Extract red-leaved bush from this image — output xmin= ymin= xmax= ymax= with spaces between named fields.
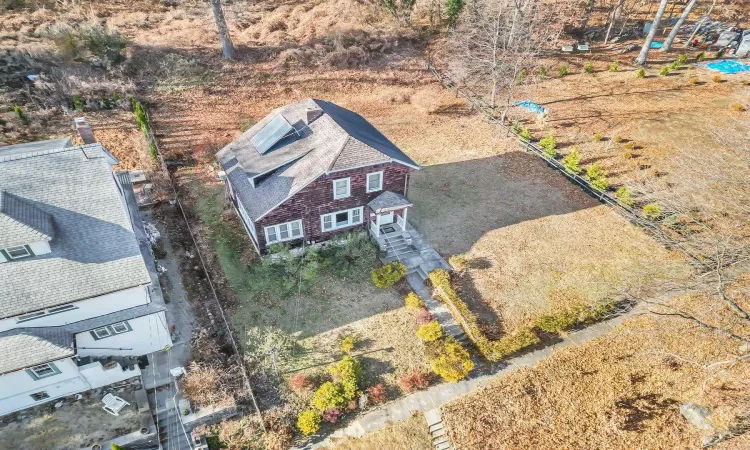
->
xmin=399 ymin=370 xmax=432 ymax=393
xmin=415 ymin=308 xmax=435 ymax=326
xmin=366 ymin=384 xmax=388 ymax=404
xmin=288 ymin=373 xmax=313 ymax=394
xmin=322 ymin=408 xmax=342 ymax=423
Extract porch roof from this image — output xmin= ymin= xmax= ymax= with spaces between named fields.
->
xmin=368 ymin=191 xmax=413 ymax=214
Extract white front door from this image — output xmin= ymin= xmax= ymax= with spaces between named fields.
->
xmin=378 ymin=212 xmax=394 ymax=225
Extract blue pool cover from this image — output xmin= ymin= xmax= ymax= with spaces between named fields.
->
xmin=515 ymin=100 xmax=546 ymax=114
xmin=705 ymin=59 xmax=750 ymax=74
xmin=650 ymin=41 xmax=664 ymax=49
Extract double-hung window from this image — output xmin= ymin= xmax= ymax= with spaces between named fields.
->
xmin=366 ymin=171 xmax=383 ymax=193
xmin=333 ymin=178 xmax=351 ymax=199
xmin=265 ymin=220 xmax=303 ymax=244
xmin=90 ymin=321 xmax=133 ymax=340
xmin=321 ymin=207 xmax=364 ymax=232
xmin=27 ymin=363 xmax=61 ymax=380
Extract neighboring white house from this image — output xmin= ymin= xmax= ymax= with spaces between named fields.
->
xmin=0 ymin=137 xmax=172 ymax=416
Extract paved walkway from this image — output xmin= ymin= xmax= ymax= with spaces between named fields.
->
xmin=305 ymin=307 xmax=639 ymax=448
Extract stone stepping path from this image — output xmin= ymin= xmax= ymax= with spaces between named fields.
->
xmin=425 ymin=408 xmax=456 ymax=450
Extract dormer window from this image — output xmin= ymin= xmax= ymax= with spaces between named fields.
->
xmin=6 ymin=245 xmax=32 ymax=259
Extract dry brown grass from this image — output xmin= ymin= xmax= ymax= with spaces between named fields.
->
xmin=324 ymin=413 xmax=432 ymax=450
xmin=462 ymin=206 xmax=692 ymax=333
xmin=297 ymin=305 xmax=430 ymax=389
xmin=441 ymin=291 xmax=750 ymax=450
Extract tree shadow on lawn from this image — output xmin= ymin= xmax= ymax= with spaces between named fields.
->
xmin=408 ymin=151 xmax=601 ymax=256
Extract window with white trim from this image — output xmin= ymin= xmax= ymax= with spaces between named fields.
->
xmin=265 ymin=219 xmax=303 ymax=244
xmin=333 ymin=178 xmax=351 ymax=199
xmin=90 ymin=321 xmax=133 ymax=340
xmin=27 ymin=363 xmax=60 ymax=380
xmin=321 ymin=207 xmax=364 ymax=232
xmin=366 ymin=171 xmax=383 ymax=193
xmin=6 ymin=245 xmax=31 ymax=259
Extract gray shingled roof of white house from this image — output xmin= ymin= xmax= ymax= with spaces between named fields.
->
xmin=0 ymin=190 xmax=56 ymax=248
xmin=0 ymin=144 xmax=151 ymax=319
xmin=216 ymin=98 xmax=419 ymax=221
xmin=0 ymin=328 xmax=75 ymax=374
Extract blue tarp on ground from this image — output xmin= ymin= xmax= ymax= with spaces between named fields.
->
xmin=650 ymin=41 xmax=664 ymax=49
xmin=705 ymin=59 xmax=750 ymax=74
xmin=514 ymin=100 xmax=546 ymax=114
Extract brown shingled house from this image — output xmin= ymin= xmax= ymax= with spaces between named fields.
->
xmin=216 ymin=99 xmax=420 ymax=253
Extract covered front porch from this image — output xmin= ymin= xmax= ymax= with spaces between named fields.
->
xmin=367 ymin=191 xmax=450 ymax=280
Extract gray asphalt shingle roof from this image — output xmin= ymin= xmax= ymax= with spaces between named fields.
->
xmin=0 ymin=144 xmax=151 ymax=319
xmin=0 ymin=328 xmax=75 ymax=375
xmin=217 ymin=99 xmax=419 ymax=221
xmin=368 ymin=191 xmax=413 ymax=213
xmin=0 ymin=190 xmax=55 ymax=248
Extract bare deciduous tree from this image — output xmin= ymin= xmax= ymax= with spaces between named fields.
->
xmin=604 ymin=0 xmax=627 ymax=44
xmin=209 ymin=0 xmax=235 ymax=60
xmin=447 ymin=0 xmax=569 ymax=119
xmin=635 ymin=0 xmax=669 ymax=64
xmin=662 ymin=0 xmax=699 ymax=51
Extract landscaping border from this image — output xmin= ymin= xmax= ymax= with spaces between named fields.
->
xmin=428 ymin=269 xmax=619 ymax=362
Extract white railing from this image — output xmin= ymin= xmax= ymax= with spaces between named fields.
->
xmin=397 ymin=213 xmax=406 ymax=230
xmin=370 ymin=221 xmax=379 ymax=237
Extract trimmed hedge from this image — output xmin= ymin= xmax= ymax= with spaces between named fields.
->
xmin=429 ymin=270 xmax=618 ymax=361
xmin=429 ymin=269 xmax=540 ymax=361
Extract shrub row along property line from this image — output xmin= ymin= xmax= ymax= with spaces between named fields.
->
xmin=425 ymin=62 xmax=707 ymax=269
xmin=428 ymin=269 xmax=618 ymax=362
xmin=130 ymin=97 xmax=159 ymax=161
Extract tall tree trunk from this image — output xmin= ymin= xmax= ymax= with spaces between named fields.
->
xmin=209 ymin=0 xmax=235 ymax=60
xmin=685 ymin=0 xmax=716 ymax=47
xmin=604 ymin=0 xmax=626 ymax=43
xmin=579 ymin=0 xmax=596 ymax=31
xmin=635 ymin=0 xmax=670 ymax=65
xmin=662 ymin=0 xmax=698 ymax=51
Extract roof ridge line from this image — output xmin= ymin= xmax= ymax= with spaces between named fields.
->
xmin=0 ymin=143 xmax=105 ymax=163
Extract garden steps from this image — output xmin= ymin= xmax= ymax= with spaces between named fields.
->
xmin=406 ymin=273 xmax=466 ymax=344
xmin=424 ymin=408 xmax=456 ymax=450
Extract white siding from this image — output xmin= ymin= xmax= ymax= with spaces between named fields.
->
xmin=0 ymin=358 xmax=86 ymax=415
xmin=0 ymin=358 xmax=141 ymax=416
xmin=0 ymin=285 xmax=149 ymax=332
xmin=237 ymin=200 xmax=257 ymax=241
xmin=76 ymin=312 xmax=171 ymax=358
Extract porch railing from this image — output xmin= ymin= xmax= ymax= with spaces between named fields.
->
xmin=369 ymin=220 xmax=379 ymax=237
xmin=396 ymin=213 xmax=406 ymax=230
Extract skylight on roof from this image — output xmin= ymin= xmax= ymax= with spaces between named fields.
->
xmin=251 ymin=115 xmax=295 ymax=154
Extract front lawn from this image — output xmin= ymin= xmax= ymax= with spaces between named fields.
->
xmin=410 ymin=148 xmax=692 ymax=336
xmin=183 ymin=171 xmax=428 ymax=393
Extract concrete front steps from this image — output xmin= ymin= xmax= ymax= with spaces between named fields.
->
xmin=425 ymin=408 xmax=456 ymax=450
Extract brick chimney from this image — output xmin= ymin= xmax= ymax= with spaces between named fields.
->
xmin=74 ymin=117 xmax=96 ymax=144
xmin=305 ymin=107 xmax=323 ymax=125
